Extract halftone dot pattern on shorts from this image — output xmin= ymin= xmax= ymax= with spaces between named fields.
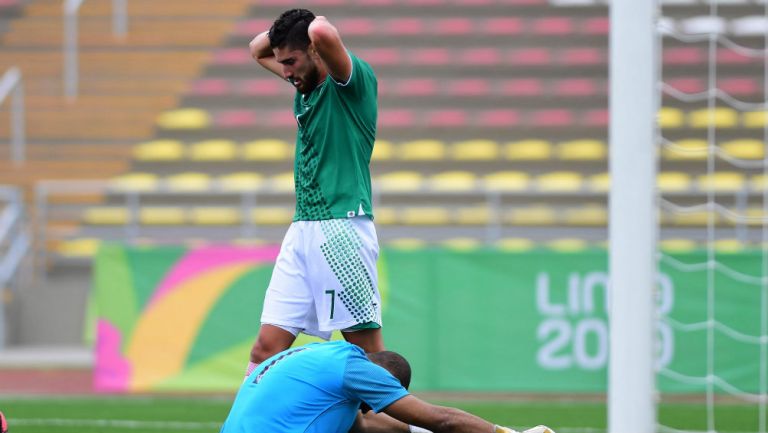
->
xmin=320 ymin=219 xmax=378 ymax=324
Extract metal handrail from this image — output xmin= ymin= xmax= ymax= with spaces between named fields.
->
xmin=0 ymin=186 xmax=30 ymax=349
xmin=0 ymin=68 xmax=26 ymax=164
xmin=63 ymin=0 xmax=128 ymax=99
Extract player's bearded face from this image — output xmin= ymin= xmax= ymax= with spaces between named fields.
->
xmin=276 ymin=47 xmax=322 ymax=95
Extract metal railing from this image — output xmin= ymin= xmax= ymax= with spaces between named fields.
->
xmin=0 ymin=68 xmax=26 ymax=164
xmin=63 ymin=0 xmax=128 ymax=99
xmin=0 ymin=186 xmax=31 ymax=349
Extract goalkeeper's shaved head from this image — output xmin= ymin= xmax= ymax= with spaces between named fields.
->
xmin=367 ymin=351 xmax=412 ymax=390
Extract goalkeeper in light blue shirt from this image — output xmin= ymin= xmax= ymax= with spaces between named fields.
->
xmin=220 ymin=341 xmax=554 ymax=433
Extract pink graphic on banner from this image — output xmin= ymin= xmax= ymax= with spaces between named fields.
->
xmin=149 ymin=245 xmax=280 ymax=307
xmin=94 ymin=319 xmax=132 ymax=392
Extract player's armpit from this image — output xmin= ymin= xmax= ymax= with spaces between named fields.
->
xmin=307 ymin=16 xmax=352 ymax=83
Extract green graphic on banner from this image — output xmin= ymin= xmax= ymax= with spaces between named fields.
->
xmin=93 ymin=245 xmax=765 ymax=393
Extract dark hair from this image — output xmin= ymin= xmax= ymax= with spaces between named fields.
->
xmin=367 ymin=351 xmax=412 ymax=390
xmin=269 ymin=8 xmax=316 ymax=50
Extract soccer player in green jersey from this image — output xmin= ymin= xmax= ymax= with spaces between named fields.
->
xmin=246 ymin=9 xmax=384 ymax=377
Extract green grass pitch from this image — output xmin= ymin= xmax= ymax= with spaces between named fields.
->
xmin=0 ymin=396 xmax=761 ymax=433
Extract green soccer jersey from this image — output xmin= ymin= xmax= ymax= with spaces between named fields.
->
xmin=292 ymin=53 xmax=377 ymax=221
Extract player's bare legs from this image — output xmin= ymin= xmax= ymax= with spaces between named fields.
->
xmin=249 ymin=324 xmax=297 ymax=366
xmin=342 ymin=327 xmax=384 ymax=353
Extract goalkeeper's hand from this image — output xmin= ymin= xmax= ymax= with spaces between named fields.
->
xmin=495 ymin=426 xmax=519 ymax=433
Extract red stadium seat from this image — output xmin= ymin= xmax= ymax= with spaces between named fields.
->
xmin=501 ymin=79 xmax=543 ymax=96
xmin=404 ymin=0 xmax=445 ymax=5
xmin=478 ymin=110 xmax=521 ymax=127
xmin=499 ymin=0 xmax=547 ymax=4
xmin=190 ymin=79 xmax=230 ymax=96
xmin=426 ymin=110 xmax=467 ymax=127
xmin=410 ymin=48 xmax=450 ymax=65
xmin=531 ymin=109 xmax=574 ymax=127
xmin=357 ymin=48 xmax=401 ymax=65
xmin=378 ymin=110 xmax=416 ymax=127
xmin=663 ymin=47 xmax=704 ymax=65
xmin=484 ymin=18 xmax=524 ymax=35
xmin=336 ymin=18 xmax=376 ymax=35
xmin=584 ymin=109 xmax=609 ymax=127
xmin=213 ymin=49 xmax=249 ymax=65
xmin=268 ymin=110 xmax=296 ymax=127
xmin=719 ymin=78 xmax=759 ymax=96
xmin=358 ymin=0 xmax=396 ymax=5
xmin=395 ymin=79 xmax=438 ymax=96
xmin=665 ymin=77 xmax=704 ymax=93
xmin=554 ymin=79 xmax=598 ymax=97
xmin=256 ymin=0 xmax=294 ymax=5
xmin=449 ymin=79 xmax=490 ymax=96
xmin=510 ymin=48 xmax=552 ymax=66
xmin=582 ymin=17 xmax=609 ymax=35
xmin=235 ymin=19 xmax=273 ymax=36
xmin=308 ymin=0 xmax=346 ymax=5
xmin=560 ymin=48 xmax=603 ymax=65
xmin=460 ymin=48 xmax=501 ymax=66
xmin=532 ymin=17 xmax=574 ymax=35
xmin=384 ymin=18 xmax=425 ymax=35
xmin=717 ymin=48 xmax=755 ymax=65
xmin=434 ymin=18 xmax=474 ymax=35
xmin=214 ymin=110 xmax=258 ymax=127
xmin=241 ymin=79 xmax=283 ymax=96
xmin=456 ymin=0 xmax=494 ymax=4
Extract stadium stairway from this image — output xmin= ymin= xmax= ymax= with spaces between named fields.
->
xmin=0 ymin=0 xmax=251 ymax=346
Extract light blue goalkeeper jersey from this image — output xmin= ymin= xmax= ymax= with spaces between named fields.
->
xmin=220 ymin=341 xmax=409 ymax=433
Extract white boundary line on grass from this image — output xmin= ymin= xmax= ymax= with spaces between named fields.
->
xmin=8 ymin=419 xmax=605 ymax=433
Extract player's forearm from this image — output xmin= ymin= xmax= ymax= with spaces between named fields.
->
xmin=249 ymin=31 xmax=274 ymax=62
xmin=427 ymin=406 xmax=495 ymax=433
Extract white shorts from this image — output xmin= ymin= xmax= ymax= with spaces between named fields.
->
xmin=260 ymin=216 xmax=382 ymax=340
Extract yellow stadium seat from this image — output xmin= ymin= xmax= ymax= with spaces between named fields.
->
xmin=658 ymin=107 xmax=684 ymax=128
xmin=506 ymin=205 xmax=556 ymax=225
xmin=399 ymin=139 xmax=447 ymax=160
xmin=658 ymin=238 xmax=697 ymax=252
xmin=751 ymin=174 xmax=768 ymax=192
xmin=386 ymin=237 xmax=427 ymax=250
xmin=495 ymin=237 xmax=534 ymax=252
xmin=455 ymin=206 xmax=494 ymax=225
xmin=165 ymin=172 xmax=212 ymax=192
xmin=190 ymin=207 xmax=241 ymax=225
xmin=563 ymin=204 xmax=608 ymax=226
xmin=504 ymin=139 xmax=552 ymax=160
xmin=441 ymin=237 xmax=481 ymax=251
xmin=374 ymin=206 xmax=398 ymax=225
xmin=83 ymin=207 xmax=130 ymax=225
xmin=744 ymin=111 xmax=768 ymax=128
xmin=189 ymin=139 xmax=238 ymax=161
xmin=218 ymin=172 xmax=265 ymax=192
xmin=242 ymin=139 xmax=292 ymax=161
xmin=57 ymin=238 xmax=101 ymax=258
xmin=140 ymin=207 xmax=186 ymax=225
xmin=133 ymin=139 xmax=184 ymax=161
xmin=743 ymin=206 xmax=768 ymax=226
xmin=721 ymin=139 xmax=764 ymax=160
xmin=556 ymin=139 xmax=607 ymax=161
xmin=451 ymin=139 xmax=500 ymax=161
xmin=696 ymin=172 xmax=745 ymax=192
xmin=711 ymin=238 xmax=746 ymax=253
xmin=377 ymin=171 xmax=424 ymax=192
xmin=428 ymin=171 xmax=477 ymax=192
xmin=251 ymin=206 xmax=293 ymax=225
xmin=401 ymin=207 xmax=451 ymax=225
xmin=667 ymin=210 xmax=717 ymax=226
xmin=662 ymin=139 xmax=708 ymax=161
xmin=546 ymin=238 xmax=589 ymax=252
xmin=269 ymin=172 xmax=296 ymax=192
xmin=689 ymin=107 xmax=739 ymax=128
xmin=109 ymin=172 xmax=159 ymax=192
xmin=482 ymin=171 xmax=530 ymax=192
xmin=156 ymin=108 xmax=210 ymax=130
xmin=371 ymin=140 xmax=394 ymax=161
xmin=657 ymin=172 xmax=692 ymax=193
xmin=588 ymin=172 xmax=610 ymax=193
xmin=536 ymin=171 xmax=583 ymax=192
